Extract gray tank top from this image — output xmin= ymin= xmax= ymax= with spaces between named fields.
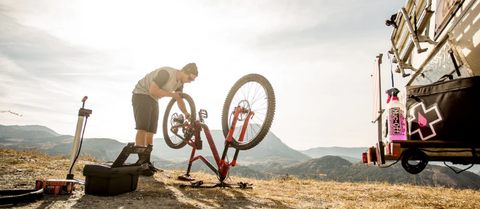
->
xmin=132 ymin=67 xmax=183 ymax=101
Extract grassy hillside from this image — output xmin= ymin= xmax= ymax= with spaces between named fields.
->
xmin=1 ymin=147 xmax=480 ymax=209
xmin=2 ymin=124 xmax=479 ymax=191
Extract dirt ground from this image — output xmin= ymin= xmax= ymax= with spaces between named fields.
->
xmin=0 ymin=151 xmax=308 ymax=209
xmin=2 ymin=148 xmax=480 ymax=209
xmin=2 ymin=169 xmax=303 ymax=209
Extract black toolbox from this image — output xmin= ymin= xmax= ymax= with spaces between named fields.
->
xmin=83 ymin=143 xmax=152 ymax=196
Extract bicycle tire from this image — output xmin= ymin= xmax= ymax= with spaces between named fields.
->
xmin=163 ymin=93 xmax=196 ymax=149
xmin=221 ymin=74 xmax=275 ymax=150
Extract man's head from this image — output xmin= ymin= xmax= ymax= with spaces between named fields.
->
xmin=181 ymin=63 xmax=198 ymax=83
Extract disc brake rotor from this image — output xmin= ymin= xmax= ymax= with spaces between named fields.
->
xmin=236 ymin=100 xmax=251 ymax=121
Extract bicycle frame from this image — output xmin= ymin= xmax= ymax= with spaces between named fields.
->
xmin=175 ymin=106 xmax=254 ymax=182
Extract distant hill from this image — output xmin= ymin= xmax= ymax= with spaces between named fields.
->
xmin=299 ymin=147 xmax=367 ymax=162
xmin=0 ymin=124 xmax=310 ymax=165
xmin=272 ymin=156 xmax=480 ymax=190
xmin=2 ymin=124 xmax=480 ymax=190
xmin=0 ymin=125 xmax=60 ymax=137
xmin=151 ymin=129 xmax=311 ymax=165
xmin=0 ymin=125 xmax=71 ymax=150
xmin=300 ymin=146 xmax=480 ymax=173
xmin=167 ymin=155 xmax=480 ymax=190
xmin=0 ymin=124 xmax=130 ymax=161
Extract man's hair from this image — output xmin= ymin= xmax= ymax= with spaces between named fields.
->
xmin=181 ymin=63 xmax=198 ymax=76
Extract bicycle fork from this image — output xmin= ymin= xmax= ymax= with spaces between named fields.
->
xmin=225 ymin=106 xmax=253 ymax=143
xmin=218 ymin=106 xmax=252 ymax=181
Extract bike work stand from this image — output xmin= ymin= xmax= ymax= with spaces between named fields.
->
xmin=180 ymin=180 xmax=252 ymax=189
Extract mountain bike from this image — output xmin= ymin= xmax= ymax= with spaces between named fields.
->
xmin=162 ymin=74 xmax=275 ymax=188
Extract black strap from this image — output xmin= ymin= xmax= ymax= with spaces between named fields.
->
xmin=0 ymin=188 xmax=43 ymax=205
xmin=448 ymin=49 xmax=461 ymax=77
xmin=408 ymin=94 xmax=421 ymax=102
xmin=436 ymin=74 xmax=454 ymax=83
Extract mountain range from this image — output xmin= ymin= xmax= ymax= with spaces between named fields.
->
xmin=1 ymin=124 xmax=480 ymax=190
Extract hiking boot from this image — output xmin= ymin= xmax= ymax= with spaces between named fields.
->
xmin=142 ymin=168 xmax=154 ymax=176
xmin=148 ymin=163 xmax=163 ymax=172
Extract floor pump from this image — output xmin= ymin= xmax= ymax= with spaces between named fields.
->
xmin=67 ymin=96 xmax=92 ymax=180
xmin=35 ymin=96 xmax=92 ymax=194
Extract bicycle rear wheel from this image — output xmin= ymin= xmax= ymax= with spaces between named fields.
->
xmin=163 ymin=93 xmax=196 ymax=149
xmin=221 ymin=74 xmax=275 ymax=150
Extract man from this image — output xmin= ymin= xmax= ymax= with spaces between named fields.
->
xmin=132 ymin=63 xmax=198 ymax=176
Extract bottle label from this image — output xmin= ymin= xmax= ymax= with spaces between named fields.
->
xmin=389 ymin=107 xmax=405 ymax=136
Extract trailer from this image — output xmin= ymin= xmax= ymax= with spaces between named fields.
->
xmin=364 ymin=0 xmax=480 ymax=174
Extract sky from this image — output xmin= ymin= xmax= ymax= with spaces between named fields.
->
xmin=0 ymin=0 xmax=408 ymax=150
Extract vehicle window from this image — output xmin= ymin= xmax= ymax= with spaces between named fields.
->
xmin=409 ymin=42 xmax=470 ymax=86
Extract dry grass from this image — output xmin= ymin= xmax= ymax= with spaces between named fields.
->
xmin=1 ymin=147 xmax=480 ymax=209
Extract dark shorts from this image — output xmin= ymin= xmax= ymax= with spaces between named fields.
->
xmin=132 ymin=94 xmax=159 ymax=133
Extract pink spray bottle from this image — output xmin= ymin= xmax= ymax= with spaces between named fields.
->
xmin=386 ymin=88 xmax=406 ymax=141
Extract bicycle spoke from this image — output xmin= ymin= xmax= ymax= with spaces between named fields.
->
xmin=163 ymin=93 xmax=196 ymax=149
xmin=227 ymin=82 xmax=269 ymax=144
xmin=222 ymin=74 xmax=275 ymax=150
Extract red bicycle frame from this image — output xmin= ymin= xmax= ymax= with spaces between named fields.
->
xmin=180 ymin=106 xmax=254 ymax=181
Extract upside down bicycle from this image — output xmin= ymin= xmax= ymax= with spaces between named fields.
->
xmin=162 ymin=74 xmax=276 ymax=188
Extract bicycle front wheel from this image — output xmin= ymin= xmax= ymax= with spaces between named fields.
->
xmin=221 ymin=74 xmax=276 ymax=150
xmin=163 ymin=93 xmax=196 ymax=149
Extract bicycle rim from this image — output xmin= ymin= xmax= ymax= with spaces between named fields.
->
xmin=163 ymin=93 xmax=196 ymax=149
xmin=222 ymin=74 xmax=275 ymax=150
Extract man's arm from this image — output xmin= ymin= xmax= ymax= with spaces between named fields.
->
xmin=149 ymin=82 xmax=178 ymax=98
xmin=174 ymin=91 xmax=191 ymax=120
xmin=149 ymin=83 xmax=191 ymax=120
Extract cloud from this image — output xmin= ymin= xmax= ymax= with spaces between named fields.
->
xmin=0 ymin=2 xmax=119 ymax=132
xmin=0 ymin=3 xmax=109 ymax=81
xmin=253 ymin=1 xmax=404 ymax=51
xmin=0 ymin=0 xmax=410 ymax=148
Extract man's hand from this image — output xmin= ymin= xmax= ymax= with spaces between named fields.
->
xmin=184 ymin=112 xmax=191 ymax=121
xmin=173 ymin=92 xmax=191 ymax=121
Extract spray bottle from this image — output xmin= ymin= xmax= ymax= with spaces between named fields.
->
xmin=385 ymin=88 xmax=406 ymax=141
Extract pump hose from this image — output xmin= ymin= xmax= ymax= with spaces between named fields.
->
xmin=68 ymin=116 xmax=89 ymax=175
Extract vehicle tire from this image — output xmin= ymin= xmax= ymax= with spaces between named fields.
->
xmin=221 ymin=74 xmax=276 ymax=150
xmin=401 ymin=149 xmax=429 ymax=174
xmin=163 ymin=93 xmax=196 ymax=149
